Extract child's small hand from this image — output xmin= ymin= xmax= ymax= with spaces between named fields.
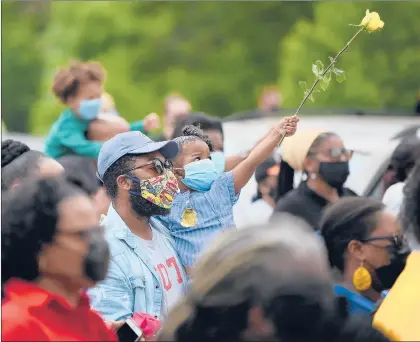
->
xmin=143 ymin=113 xmax=161 ymax=132
xmin=277 ymin=115 xmax=299 ymax=137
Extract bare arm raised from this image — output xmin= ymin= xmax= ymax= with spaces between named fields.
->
xmin=232 ymin=116 xmax=299 ymax=194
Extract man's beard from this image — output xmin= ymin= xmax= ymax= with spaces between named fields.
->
xmin=129 ymin=183 xmax=171 ymax=218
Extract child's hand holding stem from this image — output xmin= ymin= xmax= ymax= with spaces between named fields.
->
xmin=276 ymin=115 xmax=299 ymax=137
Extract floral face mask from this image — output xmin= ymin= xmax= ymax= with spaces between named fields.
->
xmin=127 ymin=171 xmax=179 ymax=209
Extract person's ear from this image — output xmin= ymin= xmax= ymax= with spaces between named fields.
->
xmin=117 ymin=175 xmax=132 ymax=191
xmin=246 ymin=306 xmax=275 ymax=339
xmin=303 ymin=157 xmax=318 ymax=174
xmin=37 ymin=245 xmax=50 ymax=275
xmin=173 ymin=167 xmax=185 ymax=180
xmin=347 ymin=240 xmax=365 ymax=262
xmin=259 ymin=182 xmax=270 ymax=196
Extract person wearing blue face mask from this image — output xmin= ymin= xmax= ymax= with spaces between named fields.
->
xmin=156 ymin=117 xmax=299 ymax=274
xmin=171 ymin=112 xmax=258 ymax=175
xmin=44 ymin=61 xmax=157 ymax=160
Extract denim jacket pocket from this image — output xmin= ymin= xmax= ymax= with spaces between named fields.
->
xmin=128 ymin=275 xmax=146 ymax=289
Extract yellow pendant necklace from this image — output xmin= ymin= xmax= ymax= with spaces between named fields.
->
xmin=181 ymin=197 xmax=197 ymax=228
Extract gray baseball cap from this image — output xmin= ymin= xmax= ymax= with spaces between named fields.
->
xmin=97 ymin=131 xmax=179 ymax=181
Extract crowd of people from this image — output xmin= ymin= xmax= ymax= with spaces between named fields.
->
xmin=2 ymin=60 xmax=420 ymax=341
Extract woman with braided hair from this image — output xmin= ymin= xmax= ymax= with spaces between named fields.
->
xmin=1 ymin=139 xmax=63 ymax=191
xmin=158 ymin=216 xmax=389 ymax=342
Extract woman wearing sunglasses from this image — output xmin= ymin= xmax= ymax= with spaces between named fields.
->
xmin=320 ymin=197 xmax=411 ymax=316
xmin=372 ymin=161 xmax=420 ymax=340
xmin=271 ymin=130 xmax=357 ymax=231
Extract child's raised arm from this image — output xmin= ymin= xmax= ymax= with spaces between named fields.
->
xmin=232 ymin=116 xmax=299 ymax=194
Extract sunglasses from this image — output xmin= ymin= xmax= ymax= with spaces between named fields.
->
xmin=124 ymin=158 xmax=173 ymax=175
xmin=360 ymin=233 xmax=407 ymax=254
xmin=309 ymin=147 xmax=353 ymax=160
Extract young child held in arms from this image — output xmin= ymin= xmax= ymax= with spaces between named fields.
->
xmin=157 ymin=116 xmax=299 ymax=272
xmin=45 ymin=61 xmax=159 ymax=159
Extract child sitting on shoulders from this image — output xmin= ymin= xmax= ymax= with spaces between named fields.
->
xmin=44 ymin=60 xmax=159 ymax=159
xmin=156 ymin=116 xmax=299 ymax=272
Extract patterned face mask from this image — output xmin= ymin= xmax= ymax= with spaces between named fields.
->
xmin=127 ymin=171 xmax=179 ymax=209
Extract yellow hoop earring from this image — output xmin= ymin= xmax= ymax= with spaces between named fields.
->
xmin=352 ymin=261 xmax=372 ymax=291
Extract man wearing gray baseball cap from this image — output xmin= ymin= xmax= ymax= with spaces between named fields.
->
xmin=89 ymin=131 xmax=187 ymax=322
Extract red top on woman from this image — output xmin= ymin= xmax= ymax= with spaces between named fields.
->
xmin=2 ymin=278 xmax=116 ymax=341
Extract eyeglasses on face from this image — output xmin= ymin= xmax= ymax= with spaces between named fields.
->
xmin=309 ymin=147 xmax=353 ymax=161
xmin=123 ymin=158 xmax=173 ymax=175
xmin=57 ymin=226 xmax=103 ymax=241
xmin=360 ymin=233 xmax=407 ymax=253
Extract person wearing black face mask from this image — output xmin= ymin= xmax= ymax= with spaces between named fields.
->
xmin=371 ymin=161 xmax=420 ymax=340
xmin=321 ymin=197 xmax=411 ymax=317
xmin=1 ymin=177 xmax=115 ymax=341
xmin=271 ymin=130 xmax=357 ymax=231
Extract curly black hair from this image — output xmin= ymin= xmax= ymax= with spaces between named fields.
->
xmin=173 ymin=125 xmax=214 ymax=154
xmin=58 ymin=155 xmax=102 ymax=196
xmin=401 ymin=161 xmax=420 ymax=242
xmin=320 ymin=197 xmax=384 ymax=271
xmin=102 ymin=154 xmax=137 ymax=199
xmin=1 ymin=139 xmax=30 ymax=167
xmin=172 ymin=112 xmax=223 ymax=140
xmin=1 ymin=177 xmax=82 ymax=294
xmin=1 ymin=139 xmax=45 ymax=191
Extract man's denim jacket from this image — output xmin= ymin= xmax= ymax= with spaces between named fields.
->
xmin=88 ymin=205 xmax=187 ymax=321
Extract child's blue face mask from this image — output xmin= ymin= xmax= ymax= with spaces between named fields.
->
xmin=211 ymin=151 xmax=225 ymax=175
xmin=181 ymin=158 xmax=218 ymax=192
xmin=78 ymin=98 xmax=103 ymax=121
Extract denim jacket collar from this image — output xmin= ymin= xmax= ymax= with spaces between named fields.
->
xmin=104 ymin=205 xmax=160 ymax=272
xmin=105 ymin=205 xmax=140 ymax=249
xmin=104 ymin=204 xmax=175 ymax=248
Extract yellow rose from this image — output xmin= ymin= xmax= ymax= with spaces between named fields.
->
xmin=360 ymin=10 xmax=384 ymax=32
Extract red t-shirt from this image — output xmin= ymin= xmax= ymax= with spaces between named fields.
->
xmin=2 ymin=278 xmax=117 ymax=341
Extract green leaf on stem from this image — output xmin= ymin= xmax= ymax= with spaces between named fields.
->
xmin=299 ymin=81 xmax=308 ymax=92
xmin=312 ymin=64 xmax=320 ymax=77
xmin=328 ymin=56 xmax=335 ymax=64
xmin=320 ymin=70 xmax=332 ymax=91
xmin=309 ymin=93 xmax=316 ymax=103
xmin=304 ymin=90 xmax=316 ymax=103
xmin=333 ymin=68 xmax=346 ymax=83
xmin=315 ymin=60 xmax=324 ymax=75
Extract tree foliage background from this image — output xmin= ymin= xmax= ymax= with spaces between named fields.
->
xmin=1 ymin=1 xmax=419 ymax=134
